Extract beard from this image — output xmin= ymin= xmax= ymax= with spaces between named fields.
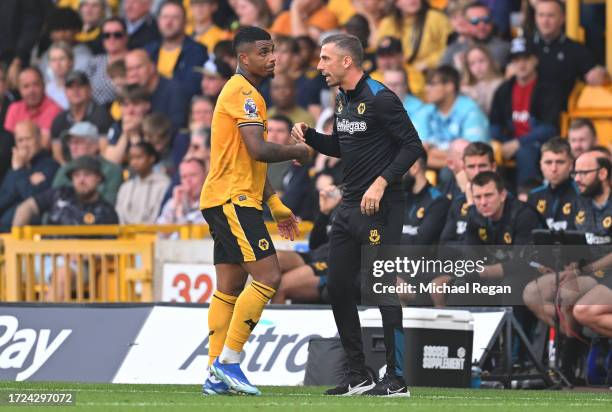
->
xmin=581 ymin=179 xmax=603 ymax=198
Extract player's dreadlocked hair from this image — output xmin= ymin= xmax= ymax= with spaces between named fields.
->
xmin=233 ymin=26 xmax=271 ymax=55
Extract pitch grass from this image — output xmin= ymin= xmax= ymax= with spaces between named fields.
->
xmin=0 ymin=382 xmax=610 ymax=412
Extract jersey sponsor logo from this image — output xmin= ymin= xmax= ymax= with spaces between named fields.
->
xmin=562 ymin=202 xmax=572 ymax=215
xmin=456 ymin=221 xmax=467 ymax=234
xmin=603 ymin=216 xmax=612 ymax=229
xmin=416 ymin=207 xmax=425 ymax=219
xmin=243 ymin=98 xmax=258 ymax=118
xmin=258 ymin=239 xmax=269 ymax=251
xmin=402 ymin=225 xmax=418 ymax=235
xmin=357 ymin=102 xmax=366 ymax=114
xmin=336 ymin=118 xmax=367 ymax=134
xmin=536 ymin=199 xmax=546 ymax=214
xmin=369 ymin=229 xmax=381 ymax=245
xmin=546 ymin=219 xmax=568 ymax=231
xmin=575 ymin=210 xmax=586 ymax=224
xmin=586 ymin=232 xmax=611 ymax=245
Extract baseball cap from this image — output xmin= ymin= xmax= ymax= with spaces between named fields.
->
xmin=509 ymin=37 xmax=536 ymax=60
xmin=66 ymin=71 xmax=90 ymax=87
xmin=194 ymin=59 xmax=233 ymax=79
xmin=66 ymin=155 xmax=103 ymax=179
xmin=68 ymin=122 xmax=99 ymax=141
xmin=376 ymin=37 xmax=402 ymax=56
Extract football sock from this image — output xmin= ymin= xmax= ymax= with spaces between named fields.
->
xmin=223 ymin=281 xmax=276 ymax=356
xmin=208 ymin=291 xmax=237 ymax=366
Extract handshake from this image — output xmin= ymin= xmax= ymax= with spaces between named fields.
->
xmin=289 ymin=122 xmax=314 ymax=166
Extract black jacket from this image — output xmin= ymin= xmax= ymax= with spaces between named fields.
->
xmin=145 ymin=36 xmax=208 ymax=98
xmin=526 ymin=178 xmax=580 ymax=231
xmin=0 ymin=0 xmax=47 ymax=64
xmin=440 ymin=193 xmax=472 ymax=246
xmin=305 ymin=74 xmax=423 ymax=205
xmin=489 ymin=76 xmax=562 ymax=147
xmin=402 ymin=183 xmax=449 ymax=245
xmin=127 ymin=14 xmax=160 ymax=50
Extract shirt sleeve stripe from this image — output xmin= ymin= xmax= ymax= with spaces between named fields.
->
xmin=238 ymin=122 xmax=264 ymax=128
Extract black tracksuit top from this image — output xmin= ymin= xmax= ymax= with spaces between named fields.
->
xmin=305 ymin=74 xmax=424 ymax=206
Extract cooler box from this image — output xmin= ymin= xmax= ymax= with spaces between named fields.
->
xmin=360 ymin=308 xmax=474 ymax=387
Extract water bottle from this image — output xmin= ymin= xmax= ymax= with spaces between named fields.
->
xmin=471 ymin=362 xmax=482 ymax=388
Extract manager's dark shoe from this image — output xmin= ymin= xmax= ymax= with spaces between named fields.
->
xmin=324 ymin=370 xmax=375 ymax=396
xmin=362 ymin=373 xmax=410 ymax=397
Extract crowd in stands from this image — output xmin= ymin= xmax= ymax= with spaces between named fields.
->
xmin=0 ymin=0 xmax=611 ymax=381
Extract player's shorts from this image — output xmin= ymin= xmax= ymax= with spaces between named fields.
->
xmin=308 ymin=243 xmax=330 ymax=278
xmin=202 ymin=203 xmax=276 ymax=264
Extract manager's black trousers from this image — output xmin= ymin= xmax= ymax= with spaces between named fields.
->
xmin=327 ymin=194 xmax=405 ymax=377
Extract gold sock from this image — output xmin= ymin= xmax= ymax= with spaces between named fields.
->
xmin=208 ymin=291 xmax=237 ymax=366
xmin=225 ymin=281 xmax=276 ymax=352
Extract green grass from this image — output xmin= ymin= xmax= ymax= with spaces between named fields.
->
xmin=0 ymin=381 xmax=610 ymax=412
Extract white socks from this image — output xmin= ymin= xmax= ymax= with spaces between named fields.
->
xmin=219 ymin=345 xmax=241 ymax=364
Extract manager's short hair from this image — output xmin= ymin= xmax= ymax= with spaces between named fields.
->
xmin=321 ymin=33 xmax=364 ymax=66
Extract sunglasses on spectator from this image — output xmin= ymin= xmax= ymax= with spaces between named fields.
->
xmin=102 ymin=31 xmax=125 ymax=40
xmin=469 ymin=16 xmax=492 ymax=25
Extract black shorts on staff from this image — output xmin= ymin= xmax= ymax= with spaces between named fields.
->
xmin=202 ymin=202 xmax=276 ymax=264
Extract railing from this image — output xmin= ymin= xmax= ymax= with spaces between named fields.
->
xmin=0 ymin=222 xmax=313 ymax=302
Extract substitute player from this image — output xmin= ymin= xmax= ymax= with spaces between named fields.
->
xmin=292 ymin=34 xmax=423 ymax=396
xmin=201 ymin=26 xmax=310 ymax=396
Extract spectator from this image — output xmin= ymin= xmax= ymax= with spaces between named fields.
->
xmin=157 ymin=157 xmax=207 ymax=225
xmin=441 ymin=2 xmax=510 ymax=71
xmin=266 ymin=114 xmax=316 ymax=221
xmin=39 ymin=7 xmax=93 ymax=82
xmin=412 ymin=65 xmax=489 ymax=169
xmin=190 ymin=0 xmax=232 ymax=54
xmin=124 ymin=0 xmax=160 ymax=49
xmin=269 ymin=74 xmax=316 ymax=126
xmin=0 ymin=0 xmax=45 ymax=84
xmin=51 ymin=71 xmax=113 ymax=164
xmin=76 ymin=0 xmax=107 ymax=54
xmin=460 ymin=45 xmax=503 ymax=115
xmin=87 ymin=17 xmax=130 ymax=106
xmin=125 ymin=49 xmax=189 ymax=130
xmin=45 ymin=42 xmax=75 ymax=110
xmin=52 ymin=121 xmax=122 ymax=205
xmin=328 ymin=0 xmax=390 ymax=47
xmin=445 ymin=0 xmax=472 ymax=46
xmin=490 ymin=37 xmax=562 ymax=186
xmin=369 ymin=36 xmax=424 ymax=96
xmin=271 ymin=36 xmax=326 ymax=118
xmin=271 ymin=0 xmax=338 ymax=40
xmin=196 ymin=59 xmax=233 ymax=100
xmin=212 ymin=40 xmax=238 ymax=71
xmin=568 ymin=118 xmax=597 ymax=159
xmin=12 ymin=155 xmax=119 ymax=301
xmin=377 ymin=0 xmax=452 ymax=72
xmin=341 ymin=14 xmax=375 ymax=74
xmin=233 ymin=0 xmax=274 ymax=29
xmin=189 ymin=95 xmax=214 ymax=132
xmin=116 ymin=141 xmax=169 ymax=223
xmin=145 ymin=1 xmax=208 ymax=98
xmin=383 ymin=68 xmax=425 ymax=118
xmin=530 ymin=0 xmax=607 ymax=106
xmin=0 ymin=65 xmax=17 ymax=131
xmin=142 ymin=112 xmax=189 ymax=177
xmin=437 ymin=137 xmax=470 ymax=199
xmin=105 ymin=85 xmax=151 ymax=164
xmin=0 ymin=121 xmax=59 ymax=231
xmin=4 ymin=67 xmax=63 ymax=149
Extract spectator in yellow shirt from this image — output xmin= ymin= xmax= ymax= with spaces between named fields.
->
xmin=377 ymin=0 xmax=452 ymax=72
xmin=270 ymin=0 xmax=338 ymax=41
xmin=189 ymin=0 xmax=232 ymax=54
